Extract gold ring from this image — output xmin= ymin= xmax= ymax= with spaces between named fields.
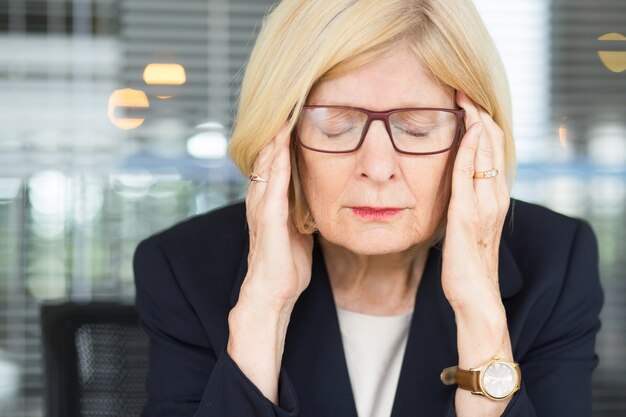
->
xmin=249 ymin=173 xmax=268 ymax=183
xmin=473 ymin=168 xmax=498 ymax=179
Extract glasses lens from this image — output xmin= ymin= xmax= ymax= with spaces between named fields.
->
xmin=389 ymin=110 xmax=458 ymax=153
xmin=298 ymin=107 xmax=367 ymax=152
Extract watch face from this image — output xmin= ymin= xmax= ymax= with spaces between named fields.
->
xmin=480 ymin=361 xmax=517 ymax=399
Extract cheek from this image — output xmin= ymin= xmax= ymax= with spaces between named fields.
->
xmin=405 ymin=154 xmax=451 ymax=198
xmin=298 ymin=153 xmax=349 ymax=216
xmin=404 ymin=154 xmax=454 ymax=226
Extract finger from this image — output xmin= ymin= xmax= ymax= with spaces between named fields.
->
xmin=473 ymin=126 xmax=500 ymax=220
xmin=456 ymin=91 xmax=500 ymax=202
xmin=477 ymin=108 xmax=507 ymax=191
xmin=246 ymin=135 xmax=276 ymax=235
xmin=465 ymin=98 xmax=509 ymax=208
xmin=264 ymin=123 xmax=292 ymax=219
xmin=472 ymin=104 xmax=505 ymax=164
xmin=251 ymin=138 xmax=275 ymax=180
xmin=247 ymin=139 xmax=274 ymax=203
xmin=450 ymin=121 xmax=483 ymax=209
xmin=456 ymin=91 xmax=484 ymax=150
xmin=254 ymin=124 xmax=292 ymax=256
xmin=472 ymin=104 xmax=509 ymax=210
xmin=457 ymin=91 xmax=505 ymax=174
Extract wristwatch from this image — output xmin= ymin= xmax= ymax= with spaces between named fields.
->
xmin=440 ymin=356 xmax=522 ymax=401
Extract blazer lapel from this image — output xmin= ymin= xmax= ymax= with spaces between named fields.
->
xmin=390 ymin=243 xmax=458 ymax=416
xmin=499 ymin=203 xmax=525 ymax=300
xmin=282 ymin=240 xmax=359 ymax=417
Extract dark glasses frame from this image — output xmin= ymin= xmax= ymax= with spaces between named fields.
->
xmin=296 ymin=105 xmax=466 ymax=155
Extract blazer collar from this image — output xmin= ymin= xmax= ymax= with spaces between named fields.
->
xmin=500 ymin=200 xmax=524 ymax=299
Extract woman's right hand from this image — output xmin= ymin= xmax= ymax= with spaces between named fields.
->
xmin=241 ymin=123 xmax=314 ymax=312
xmin=226 ymin=124 xmax=313 ymax=405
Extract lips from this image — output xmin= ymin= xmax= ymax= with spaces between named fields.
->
xmin=350 ymin=207 xmax=402 ymax=220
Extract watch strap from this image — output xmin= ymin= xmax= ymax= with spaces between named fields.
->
xmin=456 ymin=367 xmax=481 ymax=392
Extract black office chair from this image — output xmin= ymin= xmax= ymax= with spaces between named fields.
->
xmin=40 ymin=302 xmax=149 ymax=417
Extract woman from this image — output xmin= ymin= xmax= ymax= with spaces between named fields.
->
xmin=133 ymin=0 xmax=603 ymax=416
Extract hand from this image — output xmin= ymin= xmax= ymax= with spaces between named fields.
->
xmin=441 ymin=91 xmax=511 ymax=309
xmin=241 ymin=123 xmax=314 ymax=311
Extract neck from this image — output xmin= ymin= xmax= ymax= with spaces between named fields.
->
xmin=319 ymin=236 xmax=429 ymax=316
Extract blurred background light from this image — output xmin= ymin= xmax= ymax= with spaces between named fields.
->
xmin=107 ymin=88 xmax=149 ymax=130
xmin=28 ymin=170 xmax=68 ymax=239
xmin=29 ymin=171 xmax=67 ymax=217
xmin=143 ymin=63 xmax=187 ymax=99
xmin=597 ymin=33 xmax=626 ymax=73
xmin=559 ymin=122 xmax=568 ymax=149
xmin=143 ymin=63 xmax=187 ymax=85
xmin=187 ymin=122 xmax=227 ymax=159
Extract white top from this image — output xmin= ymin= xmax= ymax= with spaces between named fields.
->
xmin=336 ymin=307 xmax=413 ymax=417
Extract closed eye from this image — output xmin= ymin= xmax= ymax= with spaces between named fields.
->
xmin=320 ymin=126 xmax=357 ymax=138
xmin=401 ymin=129 xmax=429 ymax=138
xmin=392 ymin=122 xmax=431 ymax=138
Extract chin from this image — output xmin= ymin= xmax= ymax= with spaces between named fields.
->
xmin=323 ymin=228 xmax=420 ymax=256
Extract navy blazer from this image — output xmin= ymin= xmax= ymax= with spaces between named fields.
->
xmin=133 ymin=198 xmax=604 ymax=417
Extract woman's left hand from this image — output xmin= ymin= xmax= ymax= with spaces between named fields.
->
xmin=441 ymin=91 xmax=511 ymax=310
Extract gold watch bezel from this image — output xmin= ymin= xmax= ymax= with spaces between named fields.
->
xmin=472 ymin=356 xmax=522 ymax=401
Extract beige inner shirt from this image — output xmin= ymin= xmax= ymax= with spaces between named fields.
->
xmin=336 ymin=306 xmax=414 ymax=417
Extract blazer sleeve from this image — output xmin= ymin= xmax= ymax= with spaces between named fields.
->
xmin=443 ymin=219 xmax=604 ymax=417
xmin=133 ymin=237 xmax=299 ymax=417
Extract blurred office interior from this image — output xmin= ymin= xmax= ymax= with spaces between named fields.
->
xmin=0 ymin=0 xmax=625 ymax=416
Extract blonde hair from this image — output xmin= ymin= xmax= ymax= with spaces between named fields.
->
xmin=229 ymin=0 xmax=516 ymax=234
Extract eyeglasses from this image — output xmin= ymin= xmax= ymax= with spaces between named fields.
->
xmin=296 ymin=105 xmax=466 ymax=155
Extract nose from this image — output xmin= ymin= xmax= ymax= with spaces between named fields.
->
xmin=355 ymin=119 xmax=398 ymax=182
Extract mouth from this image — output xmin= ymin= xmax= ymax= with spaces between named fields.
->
xmin=350 ymin=207 xmax=403 ymax=220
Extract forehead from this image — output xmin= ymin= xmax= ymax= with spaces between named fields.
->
xmin=307 ymin=44 xmax=453 ymax=109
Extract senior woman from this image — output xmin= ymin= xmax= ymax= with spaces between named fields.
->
xmin=133 ymin=0 xmax=603 ymax=416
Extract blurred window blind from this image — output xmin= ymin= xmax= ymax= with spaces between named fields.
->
xmin=0 ymin=1 xmax=273 ymax=416
xmin=474 ymin=1 xmax=626 ymax=415
xmin=549 ymin=0 xmax=626 ymax=414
